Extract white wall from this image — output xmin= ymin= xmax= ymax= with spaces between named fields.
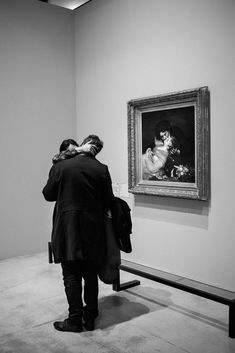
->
xmin=74 ymin=0 xmax=235 ymax=290
xmin=0 ymin=0 xmax=76 ymax=258
xmin=1 ymin=0 xmax=234 ymax=292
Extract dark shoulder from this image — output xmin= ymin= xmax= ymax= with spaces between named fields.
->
xmin=58 ymin=154 xmax=108 ymax=173
xmin=78 ymin=154 xmax=106 ymax=165
xmin=83 ymin=155 xmax=109 ymax=174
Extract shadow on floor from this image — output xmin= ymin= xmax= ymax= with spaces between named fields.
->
xmin=126 ymin=286 xmax=228 ymax=333
xmin=96 ymin=294 xmax=150 ymax=330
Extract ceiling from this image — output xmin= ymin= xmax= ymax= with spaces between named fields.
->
xmin=38 ymin=0 xmax=92 ymax=11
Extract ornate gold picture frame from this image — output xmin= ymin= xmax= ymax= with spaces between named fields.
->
xmin=128 ymin=87 xmax=210 ymax=200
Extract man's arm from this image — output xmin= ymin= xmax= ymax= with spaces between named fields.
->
xmin=42 ymin=165 xmax=60 ymax=202
xmin=75 ymin=141 xmax=94 ymax=154
xmin=52 ymin=141 xmax=95 ymax=164
xmin=103 ymin=166 xmax=115 ymax=211
xmin=52 ymin=149 xmax=78 ymax=164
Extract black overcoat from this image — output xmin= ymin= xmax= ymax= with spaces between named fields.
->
xmin=42 ymin=153 xmax=114 ymax=263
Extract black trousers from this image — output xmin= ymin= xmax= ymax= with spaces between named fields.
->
xmin=61 ymin=260 xmax=98 ymax=324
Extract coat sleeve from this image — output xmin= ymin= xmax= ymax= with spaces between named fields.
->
xmin=42 ymin=165 xmax=60 ymax=202
xmin=103 ymin=166 xmax=115 ymax=211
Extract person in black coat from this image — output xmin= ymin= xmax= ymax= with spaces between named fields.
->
xmin=50 ymin=137 xmax=94 ymax=246
xmin=42 ymin=135 xmax=114 ymax=332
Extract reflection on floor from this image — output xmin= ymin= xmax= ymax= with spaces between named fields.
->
xmin=0 ymin=252 xmax=235 ymax=353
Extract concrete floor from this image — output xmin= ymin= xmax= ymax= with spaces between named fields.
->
xmin=0 ymin=252 xmax=235 ymax=353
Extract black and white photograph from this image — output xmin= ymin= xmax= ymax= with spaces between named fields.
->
xmin=1 ymin=1 xmax=235 ymax=352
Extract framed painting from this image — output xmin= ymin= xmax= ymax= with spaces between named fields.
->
xmin=128 ymin=87 xmax=210 ymax=200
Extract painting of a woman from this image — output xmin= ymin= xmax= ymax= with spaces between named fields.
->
xmin=141 ymin=107 xmax=195 ymax=182
xmin=128 ymin=87 xmax=209 ymax=199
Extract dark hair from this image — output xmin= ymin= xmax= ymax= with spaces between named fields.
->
xmin=81 ymin=134 xmax=103 ymax=155
xmin=154 ymin=120 xmax=172 ymax=140
xmin=59 ymin=139 xmax=78 ymax=152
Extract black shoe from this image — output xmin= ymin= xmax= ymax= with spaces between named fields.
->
xmin=83 ymin=307 xmax=99 ymax=331
xmin=53 ymin=319 xmax=83 ymax=332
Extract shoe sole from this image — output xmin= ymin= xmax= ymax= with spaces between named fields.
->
xmin=54 ymin=324 xmax=83 ymax=333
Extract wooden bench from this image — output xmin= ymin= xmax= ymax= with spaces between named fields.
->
xmin=112 ymin=259 xmax=235 ymax=338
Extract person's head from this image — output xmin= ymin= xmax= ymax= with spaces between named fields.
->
xmin=81 ymin=135 xmax=103 ymax=156
xmin=59 ymin=139 xmax=78 ymax=152
xmin=154 ymin=120 xmax=172 ymax=141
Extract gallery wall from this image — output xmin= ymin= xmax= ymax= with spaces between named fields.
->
xmin=1 ymin=0 xmax=234 ymax=292
xmin=74 ymin=0 xmax=235 ymax=290
xmin=0 ymin=0 xmax=76 ymax=258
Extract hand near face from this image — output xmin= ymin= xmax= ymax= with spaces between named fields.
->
xmin=164 ymin=136 xmax=173 ymax=148
xmin=80 ymin=140 xmax=93 ymax=152
xmin=75 ymin=140 xmax=96 ymax=154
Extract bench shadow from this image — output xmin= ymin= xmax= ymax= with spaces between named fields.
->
xmin=97 ymin=294 xmax=150 ymax=330
xmin=126 ymin=286 xmax=228 ymax=333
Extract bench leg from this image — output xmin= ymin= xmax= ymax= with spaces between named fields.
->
xmin=229 ymin=303 xmax=235 ymax=338
xmin=112 ymin=268 xmax=140 ymax=292
xmin=112 ymin=268 xmax=121 ymax=291
xmin=48 ymin=242 xmax=53 ymax=264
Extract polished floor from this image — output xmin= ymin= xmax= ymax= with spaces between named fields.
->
xmin=0 ymin=252 xmax=235 ymax=353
